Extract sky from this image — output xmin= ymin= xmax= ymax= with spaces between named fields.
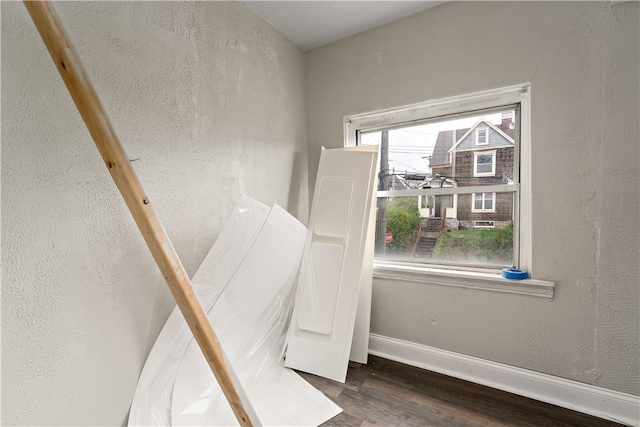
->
xmin=360 ymin=111 xmax=507 ymax=175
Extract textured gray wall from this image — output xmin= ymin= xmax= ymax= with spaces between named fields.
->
xmin=1 ymin=2 xmax=306 ymax=425
xmin=305 ymin=1 xmax=639 ymax=396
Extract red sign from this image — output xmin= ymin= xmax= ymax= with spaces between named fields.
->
xmin=385 ymin=233 xmax=393 ymax=243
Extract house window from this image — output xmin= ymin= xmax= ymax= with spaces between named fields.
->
xmin=474 ymin=151 xmax=496 ymax=176
xmin=474 ymin=220 xmax=495 ymax=228
xmin=476 ymin=128 xmax=488 ymax=145
xmin=472 ymin=193 xmax=495 ymax=212
xmin=344 ymin=84 xmax=533 ymax=278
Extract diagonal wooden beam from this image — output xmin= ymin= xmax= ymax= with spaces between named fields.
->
xmin=22 ymin=2 xmax=259 ymax=425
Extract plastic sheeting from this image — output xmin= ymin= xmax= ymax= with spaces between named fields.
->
xmin=129 ymin=196 xmax=341 ymax=426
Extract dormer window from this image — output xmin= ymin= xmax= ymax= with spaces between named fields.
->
xmin=476 ymin=127 xmax=488 ymax=145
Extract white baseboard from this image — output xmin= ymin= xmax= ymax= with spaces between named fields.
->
xmin=368 ymin=334 xmax=639 ymax=426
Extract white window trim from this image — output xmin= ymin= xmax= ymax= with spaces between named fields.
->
xmin=344 ymin=84 xmax=553 ymax=298
xmin=475 ymin=127 xmax=489 ymax=145
xmin=471 ymin=192 xmax=496 ymax=213
xmin=474 ymin=150 xmax=496 ymax=177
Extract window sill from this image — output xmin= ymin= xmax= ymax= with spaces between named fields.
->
xmin=373 ymin=262 xmax=555 ymax=299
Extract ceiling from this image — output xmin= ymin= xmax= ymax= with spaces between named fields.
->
xmin=244 ymin=1 xmax=446 ymax=51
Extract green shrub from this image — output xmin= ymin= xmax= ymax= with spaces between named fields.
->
xmin=386 ymin=197 xmax=421 ymax=254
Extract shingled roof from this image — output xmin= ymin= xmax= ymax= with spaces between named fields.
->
xmin=430 ymin=129 xmax=467 ymax=166
xmin=430 ymin=115 xmax=515 ymax=167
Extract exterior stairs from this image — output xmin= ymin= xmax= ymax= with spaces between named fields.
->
xmin=414 ymin=236 xmax=437 ymax=257
xmin=424 ymin=217 xmax=441 ymax=232
xmin=412 ymin=217 xmax=441 ymax=258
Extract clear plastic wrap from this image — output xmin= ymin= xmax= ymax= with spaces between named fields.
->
xmin=171 ymin=204 xmax=340 ymax=425
xmin=128 ymin=196 xmax=270 ymax=426
xmin=129 ymin=197 xmax=341 ymax=426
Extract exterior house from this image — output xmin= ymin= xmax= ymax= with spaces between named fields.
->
xmin=427 ymin=115 xmax=515 ymax=229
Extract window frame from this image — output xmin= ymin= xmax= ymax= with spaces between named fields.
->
xmin=472 ymin=192 xmax=496 ymax=213
xmin=475 ymin=127 xmax=489 ymax=145
xmin=473 ymin=150 xmax=497 ymax=176
xmin=344 ymin=84 xmax=552 ymax=297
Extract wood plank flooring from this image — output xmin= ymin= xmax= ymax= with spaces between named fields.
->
xmin=297 ymin=356 xmax=627 ymax=427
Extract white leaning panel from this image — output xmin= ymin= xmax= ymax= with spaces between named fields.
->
xmin=285 ymin=146 xmax=378 ymax=382
xmin=171 ymin=204 xmax=340 ymax=426
xmin=349 ymin=154 xmax=378 ymax=363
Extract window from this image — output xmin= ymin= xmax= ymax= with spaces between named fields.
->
xmin=344 ymin=85 xmax=554 ymax=297
xmin=474 ymin=151 xmax=496 ymax=176
xmin=472 ymin=192 xmax=495 ymax=212
xmin=476 ymin=128 xmax=488 ymax=145
xmin=474 ymin=220 xmax=495 ymax=228
xmin=344 ymin=84 xmax=533 ymax=276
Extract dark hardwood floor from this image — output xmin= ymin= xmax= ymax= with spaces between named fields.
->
xmin=297 ymin=356 xmax=627 ymax=427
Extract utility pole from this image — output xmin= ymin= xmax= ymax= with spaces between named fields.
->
xmin=376 ymin=130 xmax=389 ymax=256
